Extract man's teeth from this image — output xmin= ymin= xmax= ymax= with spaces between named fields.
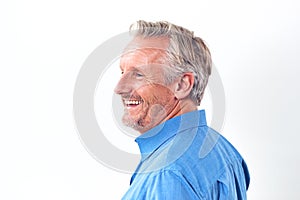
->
xmin=125 ymin=100 xmax=142 ymax=105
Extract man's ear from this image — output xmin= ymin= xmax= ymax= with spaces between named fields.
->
xmin=173 ymin=72 xmax=194 ymax=100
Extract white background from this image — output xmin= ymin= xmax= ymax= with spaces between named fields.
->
xmin=1 ymin=0 xmax=300 ymax=199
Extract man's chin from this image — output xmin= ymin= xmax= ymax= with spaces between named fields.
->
xmin=122 ymin=116 xmax=143 ymax=132
xmin=122 ymin=117 xmax=159 ymax=134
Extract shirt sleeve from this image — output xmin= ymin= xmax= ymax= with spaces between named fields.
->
xmin=142 ymin=170 xmax=201 ymax=200
xmin=208 ymin=161 xmax=250 ymax=200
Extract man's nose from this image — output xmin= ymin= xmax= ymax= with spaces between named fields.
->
xmin=114 ymin=73 xmax=132 ymax=95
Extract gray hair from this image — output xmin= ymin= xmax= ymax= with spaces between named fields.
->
xmin=129 ymin=20 xmax=212 ymax=106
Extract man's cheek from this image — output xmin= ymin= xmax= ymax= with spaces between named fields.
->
xmin=138 ymin=89 xmax=156 ymax=102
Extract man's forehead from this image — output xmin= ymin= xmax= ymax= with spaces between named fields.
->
xmin=121 ymin=36 xmax=169 ymax=66
xmin=125 ymin=35 xmax=170 ymax=50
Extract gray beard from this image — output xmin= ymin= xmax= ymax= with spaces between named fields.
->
xmin=122 ymin=104 xmax=167 ymax=133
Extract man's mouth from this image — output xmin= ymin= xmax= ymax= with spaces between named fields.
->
xmin=123 ymin=99 xmax=143 ymax=108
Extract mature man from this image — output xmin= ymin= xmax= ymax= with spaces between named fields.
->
xmin=114 ymin=20 xmax=250 ymax=200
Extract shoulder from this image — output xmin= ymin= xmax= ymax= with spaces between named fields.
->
xmin=165 ymin=126 xmax=250 ymax=197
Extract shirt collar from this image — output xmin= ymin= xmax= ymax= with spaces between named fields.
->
xmin=135 ymin=110 xmax=207 ymax=160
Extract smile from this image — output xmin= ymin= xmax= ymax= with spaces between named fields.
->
xmin=124 ymin=100 xmax=143 ymax=107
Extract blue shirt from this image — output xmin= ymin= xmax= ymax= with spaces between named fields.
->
xmin=122 ymin=110 xmax=250 ymax=200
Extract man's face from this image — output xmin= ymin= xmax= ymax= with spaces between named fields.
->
xmin=114 ymin=36 xmax=179 ymax=133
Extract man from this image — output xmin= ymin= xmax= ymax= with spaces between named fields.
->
xmin=114 ymin=20 xmax=250 ymax=200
